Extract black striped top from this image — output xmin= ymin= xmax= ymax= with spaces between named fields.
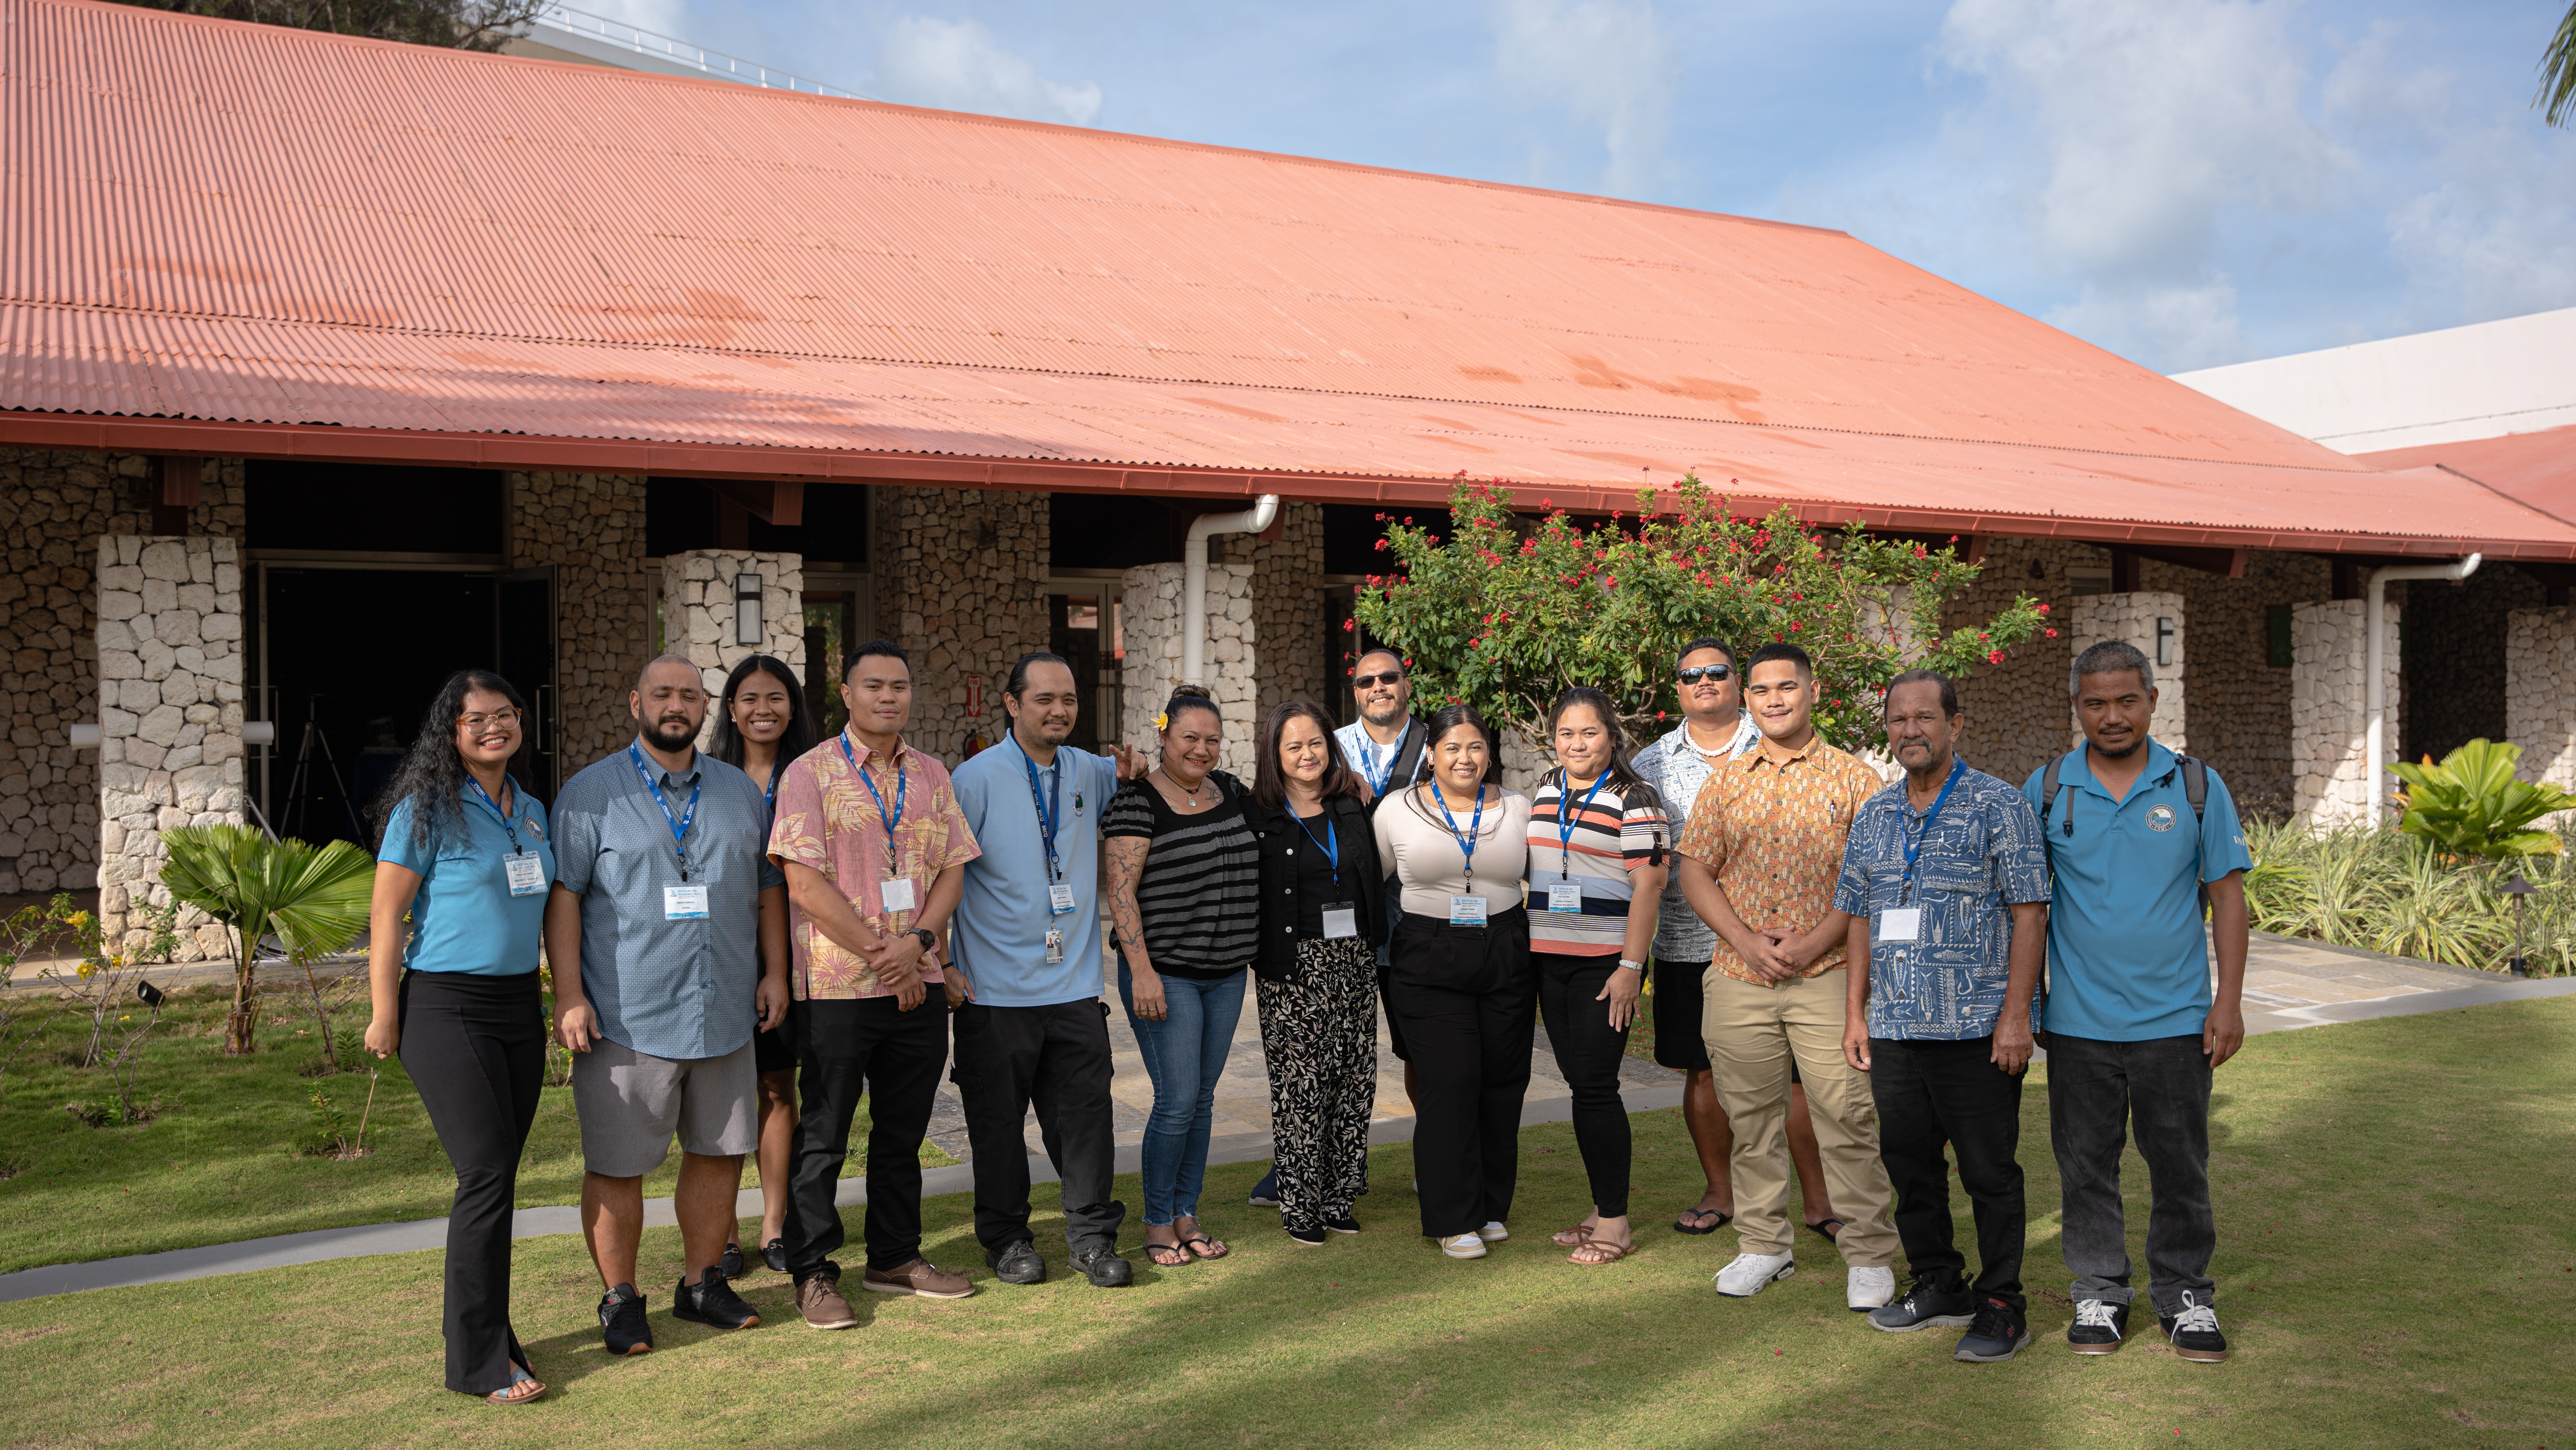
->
xmin=1102 ymin=772 xmax=1262 ymax=977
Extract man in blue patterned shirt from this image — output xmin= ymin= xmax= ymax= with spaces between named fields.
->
xmin=1833 ymin=669 xmax=2049 ymax=1364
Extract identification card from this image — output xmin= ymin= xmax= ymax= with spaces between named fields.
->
xmin=664 ymin=883 xmax=711 ymax=920
xmin=1321 ymin=904 xmax=1359 ymax=940
xmin=503 ymin=851 xmax=545 ymax=897
xmin=880 ymin=876 xmax=917 ymax=913
xmin=1045 ymin=927 xmax=1066 ymax=964
xmin=1547 ymin=882 xmax=1583 ymax=914
xmin=1048 ymin=882 xmax=1077 ymax=916
xmin=1448 ymin=894 xmax=1488 ymax=926
xmin=1878 ymin=907 xmax=1922 ymax=942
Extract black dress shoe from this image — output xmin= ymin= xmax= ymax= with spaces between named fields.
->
xmin=1324 ymin=1214 xmax=1362 ymax=1235
xmin=598 ymin=1282 xmax=653 ymax=1356
xmin=987 ymin=1240 xmax=1046 ymax=1285
xmin=762 ymin=1238 xmax=788 ymax=1275
xmin=673 ymin=1269 xmax=762 ymax=1329
xmin=1071 ymin=1245 xmax=1133 ymax=1288
xmin=719 ymin=1242 xmax=745 ymax=1279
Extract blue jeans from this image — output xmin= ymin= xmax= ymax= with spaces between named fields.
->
xmin=1116 ymin=961 xmax=1247 ymax=1226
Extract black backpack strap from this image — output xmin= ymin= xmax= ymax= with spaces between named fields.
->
xmin=2179 ymin=754 xmax=2208 ymax=822
xmin=2041 ymin=751 xmax=2072 ymax=837
xmin=1388 ymin=718 xmax=1427 ymax=790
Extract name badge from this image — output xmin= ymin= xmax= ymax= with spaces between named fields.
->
xmin=503 ymin=851 xmax=545 ymax=897
xmin=664 ymin=883 xmax=711 ymax=920
xmin=1547 ymin=882 xmax=1583 ymax=914
xmin=1048 ymin=882 xmax=1077 ymax=917
xmin=1045 ymin=926 xmax=1066 ymax=965
xmin=1449 ymin=894 xmax=1488 ymax=926
xmin=1321 ymin=904 xmax=1359 ymax=940
xmin=1878 ymin=907 xmax=1922 ymax=943
xmin=880 ymin=876 xmax=917 ymax=913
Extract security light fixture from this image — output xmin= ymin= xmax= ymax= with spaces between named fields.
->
xmin=2504 ymin=874 xmax=2538 ymax=978
xmin=2155 ymin=616 xmax=2174 ymax=667
xmin=735 ymin=572 xmax=762 ymax=646
xmin=135 ymin=979 xmax=165 ymax=1008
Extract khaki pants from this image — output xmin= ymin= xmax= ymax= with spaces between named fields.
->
xmin=1702 ymin=967 xmax=1897 ymax=1265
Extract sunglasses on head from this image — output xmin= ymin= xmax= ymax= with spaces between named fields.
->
xmin=1353 ymin=669 xmax=1407 ymax=689
xmin=1678 ymin=665 xmax=1732 ymax=685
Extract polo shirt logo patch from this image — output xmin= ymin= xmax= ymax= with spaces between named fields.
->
xmin=2147 ymin=804 xmax=2178 ymax=832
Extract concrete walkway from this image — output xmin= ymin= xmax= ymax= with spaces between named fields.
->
xmin=6 ymin=929 xmax=2571 ymax=1304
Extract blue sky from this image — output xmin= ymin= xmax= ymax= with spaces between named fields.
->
xmin=576 ymin=0 xmax=2576 ymax=374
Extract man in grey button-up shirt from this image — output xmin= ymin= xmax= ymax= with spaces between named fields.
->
xmin=547 ymin=654 xmax=787 ymax=1349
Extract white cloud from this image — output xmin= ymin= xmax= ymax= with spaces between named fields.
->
xmin=1492 ymin=0 xmax=1674 ymax=197
xmin=873 ymin=15 xmax=1103 ymax=125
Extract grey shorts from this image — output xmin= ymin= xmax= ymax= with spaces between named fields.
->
xmin=571 ymin=1035 xmax=759 ymax=1177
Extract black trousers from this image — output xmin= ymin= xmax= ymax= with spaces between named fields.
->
xmin=1388 ymin=910 xmax=1535 ymax=1238
xmin=397 ymin=969 xmax=544 ymax=1396
xmin=2047 ymin=1033 xmax=2217 ymax=1315
xmin=1535 ymin=951 xmax=1632 ymax=1218
xmin=782 ymin=986 xmax=949 ymax=1278
xmin=1870 ymin=1034 xmax=2026 ymax=1311
xmin=949 ymin=998 xmax=1126 ymax=1254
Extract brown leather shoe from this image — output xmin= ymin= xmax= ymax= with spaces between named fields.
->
xmin=861 ymin=1258 xmax=976 ymax=1299
xmin=795 ymin=1271 xmax=858 ymax=1330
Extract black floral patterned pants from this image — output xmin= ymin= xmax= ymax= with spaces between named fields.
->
xmin=1256 ymin=936 xmax=1381 ymax=1233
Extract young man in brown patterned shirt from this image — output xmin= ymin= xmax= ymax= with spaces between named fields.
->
xmin=1673 ymin=641 xmax=1900 ymax=1311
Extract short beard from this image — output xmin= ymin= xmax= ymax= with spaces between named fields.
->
xmin=1019 ymin=715 xmax=1075 ymax=746
xmin=644 ymin=716 xmax=700 ymax=753
xmin=1361 ymin=698 xmax=1406 ymax=728
xmin=2090 ymin=735 xmax=2143 ymax=760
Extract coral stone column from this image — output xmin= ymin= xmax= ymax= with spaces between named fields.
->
xmin=2290 ymin=599 xmax=2401 ymax=829
xmin=2067 ymin=591 xmax=2186 ymax=754
xmin=2506 ymin=605 xmax=2576 ymax=822
xmin=1119 ymin=562 xmax=1257 ymax=779
xmin=660 ymin=550 xmax=806 ymax=749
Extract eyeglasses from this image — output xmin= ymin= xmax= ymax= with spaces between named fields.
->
xmin=1677 ymin=665 xmax=1732 ymax=685
xmin=457 ymin=709 xmax=523 ymax=731
xmin=1353 ymin=670 xmax=1407 ymax=689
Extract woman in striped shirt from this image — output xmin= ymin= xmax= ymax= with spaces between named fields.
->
xmin=1104 ymin=684 xmax=1264 ymax=1268
xmin=1527 ymin=686 xmax=1669 ymax=1265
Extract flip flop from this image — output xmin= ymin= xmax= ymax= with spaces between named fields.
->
xmin=1145 ymin=1241 xmax=1192 ymax=1267
xmin=1180 ymin=1235 xmax=1230 ymax=1261
xmin=1804 ymin=1216 xmax=1847 ymax=1242
xmin=1567 ymin=1238 xmax=1636 ymax=1265
xmin=1674 ymin=1207 xmax=1732 ymax=1235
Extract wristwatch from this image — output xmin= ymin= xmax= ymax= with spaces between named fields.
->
xmin=909 ymin=928 xmax=937 ymax=953
xmin=1618 ymin=958 xmax=1647 ymax=973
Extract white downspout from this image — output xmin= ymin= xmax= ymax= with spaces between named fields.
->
xmin=1182 ymin=496 xmax=1280 ymax=687
xmin=2366 ymin=553 xmax=2479 ymax=819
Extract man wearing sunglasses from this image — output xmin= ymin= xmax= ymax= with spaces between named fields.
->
xmin=1332 ymin=649 xmax=1430 ymax=811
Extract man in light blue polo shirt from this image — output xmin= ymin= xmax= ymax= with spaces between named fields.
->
xmin=2023 ymin=640 xmax=2250 ymax=1366
xmin=949 ymin=652 xmax=1144 ymax=1289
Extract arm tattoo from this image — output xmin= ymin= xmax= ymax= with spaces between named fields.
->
xmin=1105 ymin=836 xmax=1151 ymax=965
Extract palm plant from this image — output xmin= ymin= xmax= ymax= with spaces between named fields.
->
xmin=158 ymin=825 xmax=376 ymax=1057
xmin=2543 ymin=1 xmax=2576 ymax=128
xmin=2387 ymin=739 xmax=2576 ymax=861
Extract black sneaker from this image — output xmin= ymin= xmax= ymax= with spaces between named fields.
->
xmin=762 ymin=1238 xmax=788 ymax=1275
xmin=1286 ymin=1225 xmax=1328 ymax=1247
xmin=987 ymin=1240 xmax=1046 ymax=1285
xmin=1249 ymin=1167 xmax=1280 ymax=1207
xmin=673 ymin=1268 xmax=762 ymax=1329
xmin=1324 ymin=1214 xmax=1362 ymax=1235
xmin=1954 ymin=1297 xmax=2031 ymax=1363
xmin=1071 ymin=1245 xmax=1133 ymax=1288
xmin=2157 ymin=1292 xmax=2228 ymax=1363
xmin=1867 ymin=1277 xmax=1975 ymax=1334
xmin=719 ymin=1242 xmax=745 ymax=1279
xmin=598 ymin=1282 xmax=653 ymax=1356
xmin=2068 ymin=1299 xmax=2129 ymax=1354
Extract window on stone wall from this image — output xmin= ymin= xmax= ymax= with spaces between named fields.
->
xmin=2068 ymin=565 xmax=2112 ymax=597
xmin=2269 ymin=606 xmax=2294 ymax=668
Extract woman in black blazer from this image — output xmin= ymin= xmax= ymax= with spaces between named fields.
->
xmin=1245 ymin=700 xmax=1387 ymax=1246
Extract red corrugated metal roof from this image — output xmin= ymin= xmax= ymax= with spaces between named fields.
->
xmin=3 ymin=0 xmax=2568 ymax=558
xmin=2358 ymin=426 xmax=2576 ymax=530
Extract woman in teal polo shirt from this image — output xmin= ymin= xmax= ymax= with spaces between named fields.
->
xmin=363 ymin=669 xmax=555 ymax=1406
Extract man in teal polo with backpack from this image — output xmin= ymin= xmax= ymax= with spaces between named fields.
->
xmin=2024 ymin=640 xmax=2249 ymax=1364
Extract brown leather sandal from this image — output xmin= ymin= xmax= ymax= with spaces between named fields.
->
xmin=1567 ymin=1238 xmax=1636 ymax=1265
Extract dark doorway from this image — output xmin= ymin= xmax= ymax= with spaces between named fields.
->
xmin=2400 ymin=563 xmax=2546 ymax=767
xmin=247 ymin=462 xmax=505 ymax=554
xmin=259 ymin=568 xmax=533 ymax=847
xmin=1048 ymin=594 xmax=1105 ymax=753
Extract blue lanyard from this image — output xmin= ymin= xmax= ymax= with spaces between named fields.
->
xmin=466 ymin=776 xmax=521 ymax=853
xmin=1900 ymin=758 xmax=1965 ymax=900
xmin=1554 ymin=771 xmax=1611 ymax=883
xmin=1293 ymin=807 xmax=1341 ymax=889
xmin=1355 ymin=728 xmax=1398 ymax=796
xmin=841 ymin=733 xmax=907 ymax=863
xmin=628 ymin=744 xmax=702 ymax=878
xmin=1020 ymin=741 xmax=1066 ymax=883
xmin=1435 ymin=786 xmax=1485 ymax=884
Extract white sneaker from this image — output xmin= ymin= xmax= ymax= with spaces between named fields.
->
xmin=1846 ymin=1265 xmax=1896 ymax=1311
xmin=1477 ymin=1221 xmax=1509 ymax=1242
xmin=1714 ymin=1251 xmax=1796 ymax=1297
xmin=1439 ymin=1232 xmax=1488 ymax=1259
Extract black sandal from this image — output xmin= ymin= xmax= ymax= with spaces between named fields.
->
xmin=1181 ymin=1235 xmax=1229 ymax=1261
xmin=1674 ymin=1207 xmax=1732 ymax=1235
xmin=1805 ymin=1216 xmax=1847 ymax=1242
xmin=1145 ymin=1241 xmax=1192 ymax=1267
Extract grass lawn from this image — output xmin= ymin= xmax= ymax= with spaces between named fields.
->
xmin=0 ymin=983 xmax=947 ymax=1274
xmin=3 ymin=999 xmax=2570 ymax=1449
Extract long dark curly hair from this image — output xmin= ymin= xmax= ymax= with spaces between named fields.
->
xmin=1542 ymin=686 xmax=1658 ymax=808
xmin=373 ymin=669 xmax=526 ymax=853
xmin=706 ymin=654 xmax=820 ymax=775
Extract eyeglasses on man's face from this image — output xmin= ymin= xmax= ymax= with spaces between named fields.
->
xmin=457 ymin=709 xmax=522 ymax=731
xmin=1353 ymin=670 xmax=1407 ymax=690
xmin=1677 ymin=665 xmax=1732 ymax=685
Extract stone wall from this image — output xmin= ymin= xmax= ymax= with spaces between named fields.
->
xmin=2146 ymin=551 xmax=2330 ymax=820
xmin=1 ymin=449 xmax=240 ymax=897
xmin=1119 ymin=562 xmax=1259 ymax=778
xmin=507 ymin=471 xmax=650 ymax=765
xmin=96 ymin=536 xmax=246 ymax=962
xmin=2403 ymin=562 xmax=2547 ymax=765
xmin=2505 ymin=606 xmax=2576 ymax=803
xmin=2291 ymin=599 xmax=2402 ymax=829
xmin=660 ymin=550 xmax=806 ymax=747
xmin=1943 ymin=537 xmax=2092 ymax=792
xmin=1249 ymin=501 xmax=1328 ymax=715
xmin=870 ymin=486 xmax=1050 ymax=766
xmin=2067 ymin=591 xmax=2187 ymax=753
